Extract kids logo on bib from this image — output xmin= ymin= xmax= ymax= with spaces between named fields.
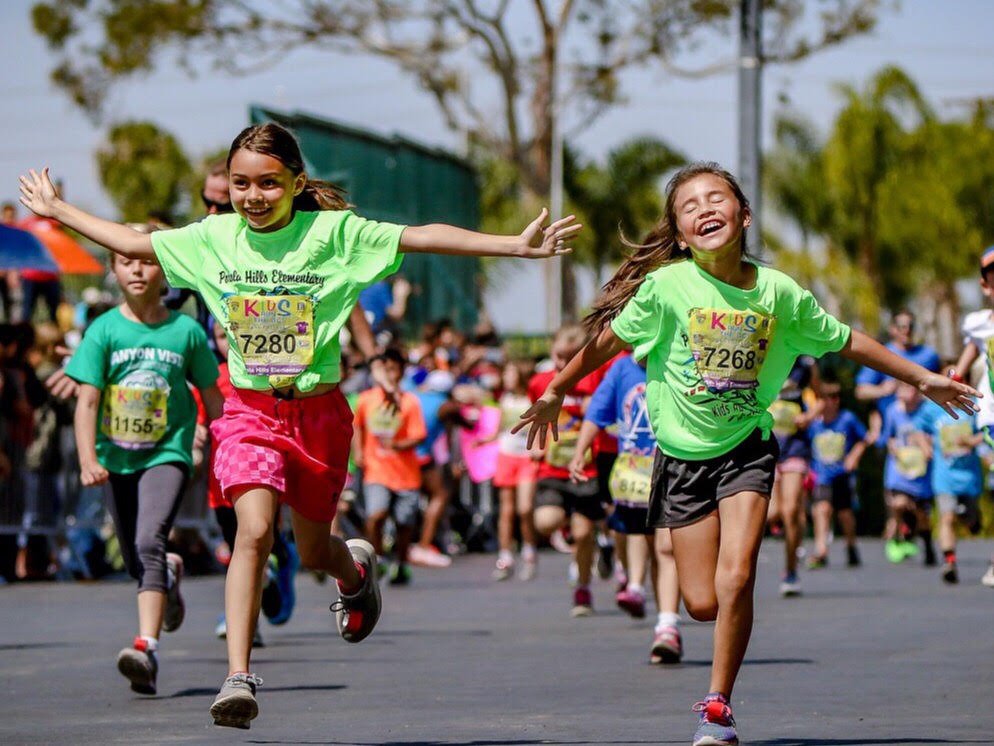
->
xmin=101 ymin=371 xmax=170 ymax=450
xmin=688 ymin=308 xmax=774 ymax=393
xmin=938 ymin=422 xmax=973 ymax=458
xmin=227 ymin=294 xmax=314 ymax=376
xmin=813 ymin=431 xmax=846 ymax=465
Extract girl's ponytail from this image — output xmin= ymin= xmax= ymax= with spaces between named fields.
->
xmin=583 ymin=161 xmax=750 ymax=335
xmin=294 ymin=179 xmax=349 ymax=211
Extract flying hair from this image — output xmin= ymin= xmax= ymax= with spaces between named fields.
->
xmin=227 ymin=123 xmax=349 ymax=212
xmin=584 ymin=162 xmax=751 ymax=335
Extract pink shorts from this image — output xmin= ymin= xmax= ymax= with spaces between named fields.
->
xmin=493 ymin=452 xmax=540 ymax=489
xmin=776 ymin=457 xmax=809 ymax=475
xmin=209 ymin=387 xmax=353 ymax=523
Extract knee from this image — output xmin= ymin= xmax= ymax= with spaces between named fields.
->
xmin=533 ymin=507 xmax=563 ymax=536
xmin=684 ymin=595 xmax=719 ymax=622
xmin=133 ymin=531 xmax=164 ymax=567
xmin=234 ymin=517 xmax=275 ymax=557
xmin=715 ymin=564 xmax=754 ymax=602
xmin=571 ymin=518 xmax=594 ymax=543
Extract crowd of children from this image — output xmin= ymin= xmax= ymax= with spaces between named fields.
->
xmin=6 ymin=133 xmax=994 ymax=746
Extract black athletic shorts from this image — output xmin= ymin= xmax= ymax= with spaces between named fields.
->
xmin=812 ymin=475 xmax=856 ymax=512
xmin=647 ymin=429 xmax=779 ymax=529
xmin=535 ymin=478 xmax=607 ymax=521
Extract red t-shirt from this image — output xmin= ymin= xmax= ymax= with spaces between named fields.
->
xmin=528 ymin=368 xmax=605 ymax=481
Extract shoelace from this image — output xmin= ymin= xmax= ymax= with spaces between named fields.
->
xmin=691 ymin=699 xmax=735 ymax=726
xmin=227 ymin=672 xmax=263 ymax=689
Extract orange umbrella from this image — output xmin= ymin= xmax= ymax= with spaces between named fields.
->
xmin=18 ymin=216 xmax=105 ymax=275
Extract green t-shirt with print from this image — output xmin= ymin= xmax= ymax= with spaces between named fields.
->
xmin=611 ymin=260 xmax=851 ymax=460
xmin=151 ymin=210 xmax=405 ymax=392
xmin=65 ymin=308 xmax=219 ymax=474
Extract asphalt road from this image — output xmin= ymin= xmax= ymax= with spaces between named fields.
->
xmin=1 ymin=538 xmax=992 ymax=745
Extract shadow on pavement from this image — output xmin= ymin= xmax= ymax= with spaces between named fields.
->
xmin=246 ymin=741 xmax=669 ymax=745
xmin=0 ymin=642 xmax=83 ymax=652
xmin=753 ymin=739 xmax=983 ymax=745
xmin=166 ymin=684 xmax=346 ymax=698
xmin=677 ymin=657 xmax=815 ymax=667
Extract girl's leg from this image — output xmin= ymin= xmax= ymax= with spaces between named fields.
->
xmin=290 ymin=508 xmax=361 ymax=587
xmin=533 ymin=505 xmax=566 ymax=539
xmin=624 ymin=531 xmax=649 ymax=588
xmin=938 ymin=509 xmax=956 ymax=556
xmin=417 ymin=466 xmax=448 ymax=548
xmin=226 ymin=486 xmax=278 ymax=675
xmin=516 ymin=479 xmax=538 ymax=548
xmin=811 ymin=500 xmax=832 ymax=560
xmin=710 ymin=491 xmax=769 ymax=697
xmin=777 ymin=471 xmax=806 ymax=577
xmin=654 ymin=528 xmax=680 ymax=616
xmin=838 ymin=508 xmax=857 ymax=546
xmin=571 ymin=512 xmax=595 ymax=589
xmin=616 ymin=531 xmax=630 ymax=578
xmin=134 ymin=464 xmax=187 ymax=638
xmin=670 ymin=512 xmax=720 ymax=621
xmin=497 ymin=486 xmax=515 ymax=554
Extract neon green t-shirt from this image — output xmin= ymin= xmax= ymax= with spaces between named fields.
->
xmin=611 ymin=260 xmax=851 ymax=460
xmin=151 ymin=210 xmax=404 ymax=391
xmin=64 ymin=308 xmax=219 ymax=474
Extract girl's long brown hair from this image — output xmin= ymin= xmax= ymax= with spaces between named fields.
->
xmin=584 ymin=162 xmax=751 ymax=335
xmin=227 ymin=123 xmax=349 ymax=211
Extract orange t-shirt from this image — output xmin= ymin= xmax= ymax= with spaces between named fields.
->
xmin=354 ymin=388 xmax=427 ymax=491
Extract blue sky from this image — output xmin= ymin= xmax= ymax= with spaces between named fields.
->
xmin=2 ymin=1 xmax=993 ymax=332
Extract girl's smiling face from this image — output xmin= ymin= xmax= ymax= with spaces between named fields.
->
xmin=228 ymin=149 xmax=306 ymax=232
xmin=673 ymin=173 xmax=751 ymax=257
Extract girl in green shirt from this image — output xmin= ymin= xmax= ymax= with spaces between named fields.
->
xmin=19 ymin=123 xmax=579 ymax=729
xmin=515 ymin=162 xmax=978 ymax=746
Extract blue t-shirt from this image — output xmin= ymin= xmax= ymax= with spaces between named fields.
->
xmin=585 ymin=355 xmax=656 ymax=456
xmin=359 ymin=281 xmax=393 ymax=331
xmin=414 ymin=389 xmax=448 ymax=460
xmin=809 ymin=409 xmax=867 ymax=485
xmin=881 ymin=399 xmax=934 ymax=500
xmin=856 ymin=342 xmax=941 ymax=415
xmin=920 ymin=403 xmax=982 ymax=497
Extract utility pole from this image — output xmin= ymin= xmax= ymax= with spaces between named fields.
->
xmin=546 ymin=32 xmax=564 ymax=332
xmin=738 ymin=0 xmax=763 ymax=253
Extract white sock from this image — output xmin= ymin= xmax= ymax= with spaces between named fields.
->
xmin=498 ymin=549 xmax=514 ymax=564
xmin=656 ymin=612 xmax=680 ymax=630
xmin=626 ymin=582 xmax=645 ymax=595
xmin=140 ymin=635 xmax=159 ymax=651
xmin=520 ymin=544 xmax=537 ymax=561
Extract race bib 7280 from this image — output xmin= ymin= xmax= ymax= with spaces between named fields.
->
xmin=227 ymin=295 xmax=314 ymax=376
xmin=688 ymin=308 xmax=774 ymax=392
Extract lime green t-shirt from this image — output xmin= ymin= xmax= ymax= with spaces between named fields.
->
xmin=151 ymin=210 xmax=404 ymax=391
xmin=610 ymin=260 xmax=851 ymax=460
xmin=64 ymin=308 xmax=219 ymax=474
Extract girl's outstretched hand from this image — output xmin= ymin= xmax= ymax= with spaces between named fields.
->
xmin=919 ymin=373 xmax=980 ymax=418
xmin=517 ymin=208 xmax=581 ymax=258
xmin=512 ymin=390 xmax=565 ymax=450
xmin=18 ymin=168 xmax=60 ymax=218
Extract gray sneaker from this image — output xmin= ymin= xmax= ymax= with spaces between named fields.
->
xmin=331 ymin=539 xmax=381 ymax=643
xmin=117 ymin=639 xmax=158 ymax=695
xmin=163 ymin=555 xmax=185 ymax=633
xmin=210 ymin=673 xmax=263 ymax=729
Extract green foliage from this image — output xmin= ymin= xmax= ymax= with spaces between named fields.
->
xmin=765 ymin=67 xmax=994 ymax=330
xmin=96 ymin=121 xmax=193 ymax=223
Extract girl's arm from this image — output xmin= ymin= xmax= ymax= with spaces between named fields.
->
xmin=19 ymin=168 xmax=154 ymax=260
xmin=568 ymin=420 xmax=602 ymax=483
xmin=199 ymin=385 xmax=224 ymax=423
xmin=74 ymin=383 xmax=109 ymax=487
xmin=513 ymin=326 xmax=629 ymax=449
xmin=400 ymin=208 xmax=580 ymax=258
xmin=841 ymin=330 xmax=979 ymax=417
xmin=954 ymin=341 xmax=979 ymax=381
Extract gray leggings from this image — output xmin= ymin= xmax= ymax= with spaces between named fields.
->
xmin=106 ymin=463 xmax=188 ymax=593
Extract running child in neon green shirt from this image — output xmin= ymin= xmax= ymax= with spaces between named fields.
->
xmin=515 ymin=162 xmax=978 ymax=746
xmin=18 ymin=122 xmax=579 ymax=729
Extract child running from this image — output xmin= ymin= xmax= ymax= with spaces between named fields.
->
xmin=64 ymin=235 xmax=222 ymax=696
xmin=18 ymin=122 xmax=578 ymax=729
xmin=569 ymin=350 xmax=684 ymax=664
xmin=881 ymin=383 xmax=936 ymax=566
xmin=514 ymin=162 xmax=978 ymax=746
xmin=807 ymin=376 xmax=868 ymax=568
xmin=492 ymin=359 xmax=540 ymax=581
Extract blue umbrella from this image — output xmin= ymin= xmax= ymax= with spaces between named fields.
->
xmin=0 ymin=224 xmax=60 ymax=272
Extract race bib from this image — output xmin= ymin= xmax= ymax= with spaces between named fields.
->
xmin=227 ymin=295 xmax=314 ymax=376
xmin=813 ymin=431 xmax=846 ymax=465
xmin=770 ymin=400 xmax=802 ymax=436
xmin=895 ymin=446 xmax=928 ymax=479
xmin=688 ymin=308 xmax=774 ymax=392
xmin=101 ymin=385 xmax=168 ymax=450
xmin=938 ymin=422 xmax=973 ymax=458
xmin=609 ymin=453 xmax=653 ymax=505
xmin=546 ymin=432 xmax=591 ymax=469
xmin=369 ymin=405 xmax=401 ymax=439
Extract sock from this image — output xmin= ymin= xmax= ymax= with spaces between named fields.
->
xmin=656 ymin=611 xmax=680 ymax=630
xmin=137 ymin=635 xmax=158 ymax=653
xmin=520 ymin=544 xmax=537 ymax=561
xmin=337 ymin=562 xmax=366 ymax=595
xmin=625 ymin=582 xmax=645 ymax=595
xmin=705 ymin=691 xmax=729 ymax=704
xmin=944 ymin=550 xmax=956 ymax=563
xmin=498 ymin=549 xmax=514 ymax=565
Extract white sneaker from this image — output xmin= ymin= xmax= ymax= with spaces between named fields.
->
xmin=779 ymin=572 xmax=803 ymax=598
xmin=407 ymin=544 xmax=452 ymax=568
xmin=550 ymin=529 xmax=572 ymax=554
xmin=518 ymin=555 xmax=537 ymax=581
xmin=982 ymin=563 xmax=994 ymax=588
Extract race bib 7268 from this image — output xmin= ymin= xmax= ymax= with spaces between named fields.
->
xmin=688 ymin=308 xmax=774 ymax=392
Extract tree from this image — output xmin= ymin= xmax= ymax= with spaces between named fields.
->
xmin=564 ymin=136 xmax=684 ymax=286
xmin=96 ymin=121 xmax=192 ymax=223
xmin=36 ymin=0 xmax=881 ymax=316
